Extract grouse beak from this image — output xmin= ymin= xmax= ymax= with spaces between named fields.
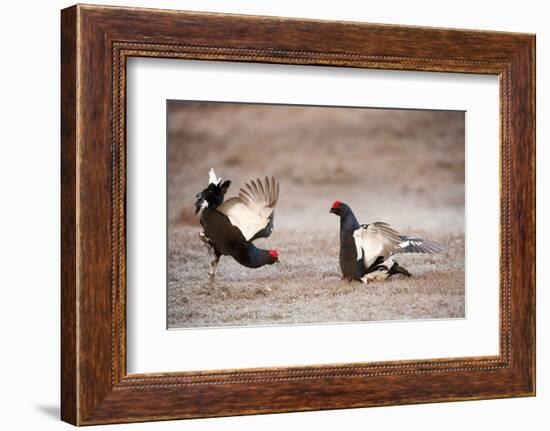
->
xmin=274 ymin=257 xmax=279 ymax=263
xmin=329 ymin=208 xmax=335 ymax=214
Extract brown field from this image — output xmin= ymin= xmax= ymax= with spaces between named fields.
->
xmin=167 ymin=102 xmax=465 ymax=328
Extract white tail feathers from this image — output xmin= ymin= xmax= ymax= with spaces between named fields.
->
xmin=208 ymin=168 xmax=221 ymax=185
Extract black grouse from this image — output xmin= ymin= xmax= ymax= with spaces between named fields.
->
xmin=194 ymin=169 xmax=280 ymax=281
xmin=329 ymin=200 xmax=443 ymax=283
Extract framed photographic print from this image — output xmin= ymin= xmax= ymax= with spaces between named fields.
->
xmin=61 ymin=4 xmax=535 ymax=425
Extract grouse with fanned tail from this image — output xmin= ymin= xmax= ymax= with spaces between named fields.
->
xmin=194 ymin=169 xmax=280 ymax=281
xmin=329 ymin=200 xmax=443 ymax=283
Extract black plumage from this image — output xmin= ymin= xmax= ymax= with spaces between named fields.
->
xmin=200 ymin=209 xmax=276 ymax=269
xmin=194 ymin=180 xmax=231 ymax=214
xmin=328 ymin=201 xmax=366 ymax=281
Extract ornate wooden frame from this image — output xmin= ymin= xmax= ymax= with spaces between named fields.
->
xmin=61 ymin=4 xmax=535 ymax=425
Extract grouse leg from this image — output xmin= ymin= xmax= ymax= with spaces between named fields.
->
xmin=199 ymin=231 xmax=215 ymax=256
xmin=208 ymin=252 xmax=221 ymax=282
xmin=199 ymin=232 xmax=221 ymax=281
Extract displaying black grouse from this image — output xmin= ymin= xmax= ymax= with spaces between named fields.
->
xmin=329 ymin=200 xmax=443 ymax=283
xmin=195 ymin=169 xmax=280 ymax=281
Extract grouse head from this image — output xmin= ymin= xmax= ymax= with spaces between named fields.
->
xmin=267 ymin=249 xmax=279 ymax=264
xmin=329 ymin=200 xmax=350 ymax=217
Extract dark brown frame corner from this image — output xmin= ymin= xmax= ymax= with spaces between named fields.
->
xmin=61 ymin=4 xmax=535 ymax=425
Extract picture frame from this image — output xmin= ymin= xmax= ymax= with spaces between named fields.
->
xmin=60 ymin=4 xmax=535 ymax=425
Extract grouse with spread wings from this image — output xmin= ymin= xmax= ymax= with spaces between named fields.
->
xmin=330 ymin=201 xmax=443 ymax=283
xmin=195 ymin=169 xmax=280 ymax=281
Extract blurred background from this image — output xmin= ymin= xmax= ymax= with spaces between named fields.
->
xmin=168 ymin=101 xmax=464 ymax=233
